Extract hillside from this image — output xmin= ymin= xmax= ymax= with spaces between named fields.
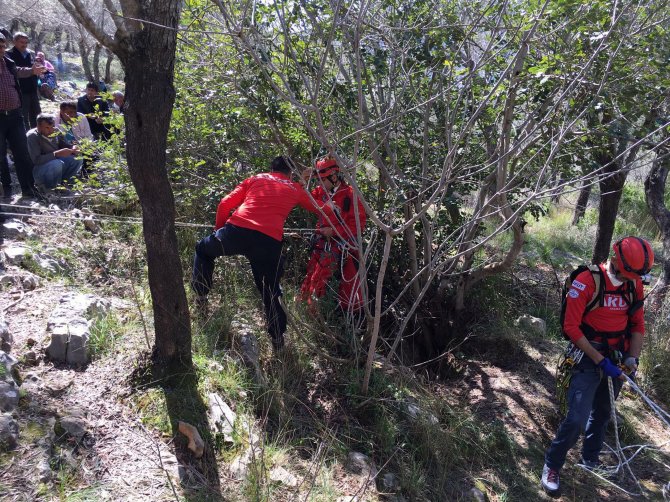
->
xmin=1 ymin=198 xmax=669 ymax=501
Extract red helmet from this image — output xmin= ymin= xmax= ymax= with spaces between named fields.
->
xmin=612 ymin=236 xmax=654 ymax=280
xmin=315 ymin=158 xmax=339 ymax=178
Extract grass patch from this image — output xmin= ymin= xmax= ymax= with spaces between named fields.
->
xmin=88 ymin=312 xmax=127 ymax=358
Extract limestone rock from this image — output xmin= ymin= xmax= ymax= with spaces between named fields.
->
xmin=269 ymin=466 xmax=298 ymax=487
xmin=21 ymin=372 xmax=42 ymax=392
xmin=403 ymin=401 xmax=439 ymax=425
xmin=238 ymin=332 xmax=263 ymax=385
xmin=83 ymin=217 xmax=100 ymax=233
xmin=515 ymin=314 xmax=546 ymax=336
xmin=0 ymin=317 xmax=11 ymax=353
xmin=57 ymin=415 xmax=88 ymax=440
xmin=345 ymin=451 xmax=377 ymax=478
xmin=3 ymin=245 xmax=29 ymax=266
xmin=381 ymin=472 xmax=400 ymax=491
xmin=22 ymin=350 xmax=38 ymax=367
xmin=2 ymin=220 xmax=34 ymax=239
xmin=0 ymin=381 xmax=19 ymax=412
xmin=45 ymin=293 xmax=111 ymax=366
xmin=208 ymin=392 xmax=236 ymax=443
xmin=0 ymin=413 xmax=19 ymax=451
xmin=32 ymin=253 xmax=66 ymax=275
xmin=0 ymin=350 xmax=18 ymax=382
xmin=467 ymin=487 xmax=487 ymax=502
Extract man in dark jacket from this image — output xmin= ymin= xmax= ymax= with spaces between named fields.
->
xmin=0 ymin=32 xmax=40 ymax=198
xmin=7 ymin=32 xmax=40 ymax=130
xmin=77 ymin=82 xmax=110 ymax=140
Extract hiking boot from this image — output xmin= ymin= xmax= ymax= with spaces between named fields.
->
xmin=541 ymin=464 xmax=560 ymax=494
xmin=580 ymin=457 xmax=602 ymax=470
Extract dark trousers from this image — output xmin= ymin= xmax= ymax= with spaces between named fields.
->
xmin=545 ymin=357 xmax=623 ymax=470
xmin=21 ymin=91 xmax=41 ymax=130
xmin=0 ymin=108 xmax=35 ymax=194
xmin=192 ymin=224 xmax=286 ymax=348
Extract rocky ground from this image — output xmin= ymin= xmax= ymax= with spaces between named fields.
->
xmin=1 ymin=195 xmax=670 ymax=501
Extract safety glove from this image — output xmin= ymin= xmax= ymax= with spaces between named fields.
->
xmin=623 ymin=356 xmax=638 ymax=374
xmin=597 ymin=358 xmax=623 ymax=379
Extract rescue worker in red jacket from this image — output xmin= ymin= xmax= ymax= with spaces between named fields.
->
xmin=299 ymin=157 xmax=366 ymax=316
xmin=191 ymin=156 xmax=335 ymax=351
xmin=542 ymin=236 xmax=653 ymax=495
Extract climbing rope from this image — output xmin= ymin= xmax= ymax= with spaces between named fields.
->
xmin=576 ymin=373 xmax=670 ymax=497
xmin=0 ymin=201 xmax=314 ymax=233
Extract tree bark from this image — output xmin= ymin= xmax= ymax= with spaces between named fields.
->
xmin=78 ymin=37 xmax=93 ymax=82
xmin=92 ymin=44 xmax=101 ymax=84
xmin=104 ymin=50 xmax=114 ymax=83
xmin=644 ymin=151 xmax=670 ymax=308
xmin=592 ymin=161 xmax=627 ymax=264
xmin=118 ymin=0 xmax=191 ymax=372
xmin=59 ymin=0 xmax=192 ymax=374
xmin=572 ymin=180 xmax=592 ymax=225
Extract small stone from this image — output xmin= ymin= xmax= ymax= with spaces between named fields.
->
xmin=57 ymin=415 xmax=88 ymax=440
xmin=516 ymin=314 xmax=547 ymax=336
xmin=0 ymin=381 xmax=19 ymax=412
xmin=32 ymin=254 xmax=65 ymax=275
xmin=0 ymin=318 xmax=11 ymax=353
xmin=3 ymin=246 xmax=29 ymax=266
xmin=468 ymin=487 xmax=487 ymax=502
xmin=21 ymin=273 xmax=40 ymax=290
xmin=23 ymin=351 xmax=38 ymax=367
xmin=381 ymin=472 xmax=400 ymax=491
xmin=269 ymin=466 xmax=299 ymax=487
xmin=21 ymin=372 xmax=41 ymax=391
xmin=2 ymin=220 xmax=34 ymax=239
xmin=45 ymin=374 xmax=73 ymax=397
xmin=0 ymin=413 xmax=19 ymax=451
xmin=345 ymin=451 xmax=377 ymax=477
xmin=83 ymin=217 xmax=100 ymax=233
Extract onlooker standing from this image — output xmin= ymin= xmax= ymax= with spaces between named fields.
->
xmin=0 ymin=32 xmax=39 ymax=198
xmin=77 ymin=82 xmax=110 ymax=140
xmin=26 ymin=113 xmax=82 ymax=190
xmin=7 ymin=32 xmax=41 ymax=130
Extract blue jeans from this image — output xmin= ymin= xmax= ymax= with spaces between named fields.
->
xmin=191 ymin=224 xmax=286 ymax=347
xmin=33 ymin=156 xmax=83 ymax=189
xmin=545 ymin=357 xmax=623 ymax=470
xmin=0 ymin=108 xmax=34 ymax=193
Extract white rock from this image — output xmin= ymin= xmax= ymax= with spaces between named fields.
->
xmin=269 ymin=466 xmax=298 ymax=487
xmin=208 ymin=393 xmax=236 ymax=442
xmin=3 ymin=246 xmax=29 ymax=266
xmin=516 ymin=314 xmax=547 ymax=336
xmin=3 ymin=220 xmax=34 ymax=239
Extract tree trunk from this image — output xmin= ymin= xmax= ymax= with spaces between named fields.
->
xmin=592 ymin=160 xmax=627 ymax=264
xmin=572 ymin=180 xmax=592 ymax=225
xmin=644 ymin=151 xmax=670 ymax=309
xmin=119 ymin=0 xmax=192 ymax=373
xmin=93 ymin=44 xmax=101 ymax=84
xmin=78 ymin=37 xmax=93 ymax=82
xmin=104 ymin=51 xmax=114 ymax=83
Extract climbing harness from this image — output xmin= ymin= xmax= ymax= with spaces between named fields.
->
xmin=556 ymin=343 xmax=585 ymax=416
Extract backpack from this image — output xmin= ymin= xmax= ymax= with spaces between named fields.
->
xmin=559 ymin=264 xmax=642 ymax=340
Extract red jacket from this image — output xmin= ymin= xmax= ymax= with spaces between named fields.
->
xmin=215 ymin=172 xmax=329 ymax=241
xmin=563 ymin=264 xmax=644 ymax=351
xmin=311 ymin=183 xmax=366 ymax=242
